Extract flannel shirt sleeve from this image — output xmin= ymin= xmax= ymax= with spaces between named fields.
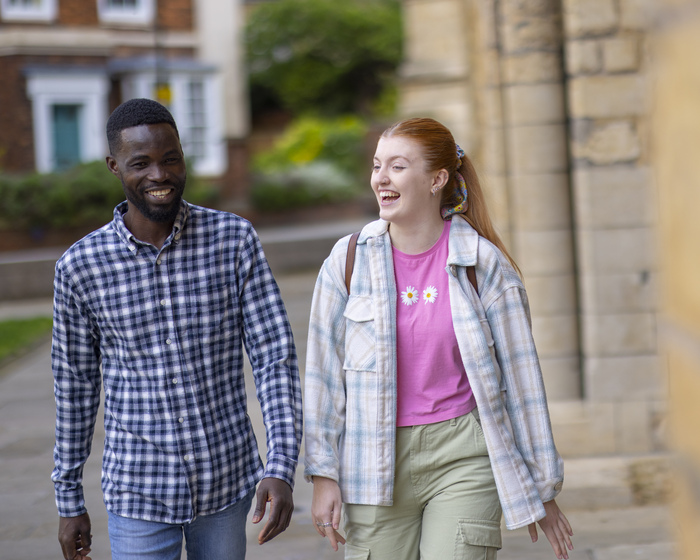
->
xmin=486 ymin=285 xmax=564 ymax=503
xmin=51 ymin=259 xmax=102 ymax=517
xmin=237 ymin=228 xmax=302 ymax=488
xmin=303 ymin=245 xmax=349 ymax=483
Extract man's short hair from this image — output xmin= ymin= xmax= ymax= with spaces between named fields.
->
xmin=106 ymin=98 xmax=179 ymax=155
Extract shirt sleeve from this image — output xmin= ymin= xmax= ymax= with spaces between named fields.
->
xmin=51 ymin=259 xmax=102 ymax=517
xmin=486 ymin=285 xmax=565 ymax=503
xmin=237 ymin=228 xmax=302 ymax=488
xmin=303 ymin=246 xmax=349 ymax=483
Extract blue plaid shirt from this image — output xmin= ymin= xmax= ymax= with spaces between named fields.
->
xmin=52 ymin=201 xmax=302 ymax=523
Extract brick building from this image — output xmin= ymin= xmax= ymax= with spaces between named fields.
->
xmin=0 ymin=0 xmax=250 ymax=200
xmin=398 ymin=0 xmax=664 ymax=473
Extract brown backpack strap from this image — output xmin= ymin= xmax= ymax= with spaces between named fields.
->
xmin=467 ymin=265 xmax=478 ymax=295
xmin=345 ymin=232 xmax=360 ymax=294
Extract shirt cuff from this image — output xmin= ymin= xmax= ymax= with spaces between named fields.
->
xmin=263 ymin=455 xmax=298 ymax=490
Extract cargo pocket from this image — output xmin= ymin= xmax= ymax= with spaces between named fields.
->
xmin=343 ymin=295 xmax=377 ymax=372
xmin=345 ymin=543 xmax=371 ymax=559
xmin=454 ymin=519 xmax=502 ymax=560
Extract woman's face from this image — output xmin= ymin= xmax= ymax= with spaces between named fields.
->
xmin=371 ymin=136 xmax=443 ymax=226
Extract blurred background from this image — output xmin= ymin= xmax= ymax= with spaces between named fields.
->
xmin=0 ymin=0 xmax=699 ymax=558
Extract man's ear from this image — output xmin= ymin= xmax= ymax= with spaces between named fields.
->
xmin=432 ymin=169 xmax=449 ymax=191
xmin=106 ymin=155 xmax=120 ymax=177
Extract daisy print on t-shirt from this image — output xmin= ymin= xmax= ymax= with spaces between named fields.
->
xmin=401 ymin=286 xmax=420 ymax=306
xmin=422 ymin=286 xmax=438 ymax=304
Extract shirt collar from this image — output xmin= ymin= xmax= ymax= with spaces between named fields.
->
xmin=112 ymin=200 xmax=190 ymax=253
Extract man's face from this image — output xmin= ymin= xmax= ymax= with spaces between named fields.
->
xmin=106 ymin=123 xmax=187 ymax=224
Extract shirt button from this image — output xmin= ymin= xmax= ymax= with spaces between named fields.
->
xmin=156 ymin=259 xmax=162 ymax=265
xmin=172 ymin=378 xmax=178 ymax=384
xmin=160 ymin=300 xmax=166 ymax=306
xmin=166 ymin=338 xmax=172 ymax=345
xmin=554 ymin=481 xmax=563 ymax=492
xmin=178 ymin=417 xmax=184 ymax=423
xmin=184 ymin=454 xmax=191 ymax=461
xmin=174 ymin=233 xmax=181 ymax=240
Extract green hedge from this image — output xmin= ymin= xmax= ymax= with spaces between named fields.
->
xmin=251 ymin=115 xmax=369 ymax=211
xmin=0 ymin=161 xmax=218 ymax=231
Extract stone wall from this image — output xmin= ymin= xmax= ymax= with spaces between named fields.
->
xmin=398 ymin=0 xmax=665 ymax=457
xmin=653 ymin=1 xmax=700 ymax=557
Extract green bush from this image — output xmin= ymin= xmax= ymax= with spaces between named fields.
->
xmin=251 ymin=116 xmax=370 ymax=211
xmin=0 ymin=161 xmax=219 ymax=231
xmin=246 ymin=0 xmax=402 ymax=117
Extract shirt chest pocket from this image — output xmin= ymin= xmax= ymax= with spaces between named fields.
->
xmin=343 ymin=295 xmax=377 ymax=373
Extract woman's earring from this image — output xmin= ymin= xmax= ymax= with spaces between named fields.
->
xmin=431 ymin=186 xmax=440 ymax=196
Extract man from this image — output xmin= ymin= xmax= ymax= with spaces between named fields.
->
xmin=51 ymin=98 xmax=302 ymax=560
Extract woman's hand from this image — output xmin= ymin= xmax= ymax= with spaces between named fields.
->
xmin=527 ymin=499 xmax=574 ymax=559
xmin=311 ymin=476 xmax=346 ymax=551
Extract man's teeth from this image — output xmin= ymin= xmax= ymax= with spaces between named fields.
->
xmin=149 ymin=189 xmax=171 ymax=198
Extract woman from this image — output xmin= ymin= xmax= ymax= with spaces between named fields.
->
xmin=304 ymin=117 xmax=573 ymax=559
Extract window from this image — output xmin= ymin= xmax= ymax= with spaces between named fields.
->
xmin=97 ymin=0 xmax=154 ymax=25
xmin=1 ymin=0 xmax=56 ymax=21
xmin=113 ymin=58 xmax=226 ymax=176
xmin=26 ymin=69 xmax=109 ymax=173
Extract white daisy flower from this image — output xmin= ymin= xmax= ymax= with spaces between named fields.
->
xmin=401 ymin=286 xmax=419 ymax=306
xmin=423 ymin=286 xmax=438 ymax=304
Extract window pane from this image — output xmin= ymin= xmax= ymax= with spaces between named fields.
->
xmin=52 ymin=105 xmax=81 ymax=170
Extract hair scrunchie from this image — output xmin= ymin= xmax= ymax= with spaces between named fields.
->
xmin=441 ymin=144 xmax=468 ymax=219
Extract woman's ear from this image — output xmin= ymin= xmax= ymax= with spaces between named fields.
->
xmin=432 ymin=169 xmax=449 ymax=191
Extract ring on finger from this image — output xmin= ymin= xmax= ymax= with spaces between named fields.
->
xmin=316 ymin=521 xmax=333 ymax=528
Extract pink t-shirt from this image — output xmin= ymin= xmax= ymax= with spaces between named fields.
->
xmin=393 ymin=221 xmax=476 ymax=427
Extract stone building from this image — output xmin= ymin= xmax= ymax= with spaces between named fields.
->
xmin=398 ymin=0 xmax=664 ymax=462
xmin=0 ymin=0 xmax=249 ymax=199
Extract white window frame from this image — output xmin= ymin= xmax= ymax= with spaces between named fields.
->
xmin=97 ymin=0 xmax=154 ymax=26
xmin=120 ymin=71 xmax=226 ymax=176
xmin=1 ymin=0 xmax=57 ymax=22
xmin=26 ymin=72 xmax=110 ymax=173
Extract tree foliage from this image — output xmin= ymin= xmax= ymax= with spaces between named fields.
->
xmin=246 ymin=0 xmax=402 ymax=117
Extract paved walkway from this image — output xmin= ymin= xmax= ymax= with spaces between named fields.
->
xmin=0 ymin=270 xmax=678 ymax=560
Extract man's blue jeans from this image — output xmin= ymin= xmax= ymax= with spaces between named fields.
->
xmin=107 ymin=489 xmax=255 ymax=560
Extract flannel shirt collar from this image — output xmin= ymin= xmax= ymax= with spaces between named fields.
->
xmin=112 ymin=200 xmax=190 ymax=254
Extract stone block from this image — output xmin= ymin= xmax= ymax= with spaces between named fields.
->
xmin=532 ymin=314 xmax=580 ymax=357
xmin=576 ymin=227 xmax=656 ymax=274
xmin=615 ymin=401 xmax=653 ymax=454
xmin=500 ymin=0 xmax=560 ymax=19
xmin=569 ymin=75 xmax=648 ymax=118
xmin=505 ymin=83 xmax=566 ymax=125
xmin=503 ymin=51 xmax=563 ymax=84
xmin=563 ymin=0 xmax=617 ymax=38
xmin=502 ymin=17 xmax=562 ymax=53
xmin=511 ymin=172 xmax=572 ymax=230
xmin=571 ymin=120 xmax=641 ymax=165
xmin=549 ymin=400 xmax=617 ymax=455
xmin=565 ymin=39 xmax=602 ymax=75
xmin=585 ymin=354 xmax=664 ymax=401
xmin=582 ymin=312 xmax=657 ymax=356
xmin=603 ymin=37 xmax=640 ymax=73
xmin=480 ymin=127 xmax=507 ymax=175
xmin=481 ymin=173 xmax=510 ymax=234
xmin=539 ymin=356 xmax=581 ymax=400
xmin=480 ymin=87 xmax=504 ymax=128
xmin=514 ymin=229 xmax=575 ymax=276
xmin=524 ymin=273 xmax=578 ymax=315
xmin=620 ymin=0 xmax=655 ymax=30
xmin=579 ymin=272 xmax=658 ymax=313
xmin=572 ymin=165 xmax=655 ymax=228
xmin=404 ymin=0 xmax=467 ymax=70
xmin=507 ymin=123 xmax=569 ymax=173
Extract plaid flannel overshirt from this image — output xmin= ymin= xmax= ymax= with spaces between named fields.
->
xmin=52 ymin=201 xmax=302 ymax=523
xmin=304 ymin=216 xmax=564 ymax=530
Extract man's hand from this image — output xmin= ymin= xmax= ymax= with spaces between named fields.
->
xmin=252 ymin=477 xmax=294 ymax=545
xmin=58 ymin=512 xmax=92 ymax=560
xmin=527 ymin=499 xmax=574 ymax=559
